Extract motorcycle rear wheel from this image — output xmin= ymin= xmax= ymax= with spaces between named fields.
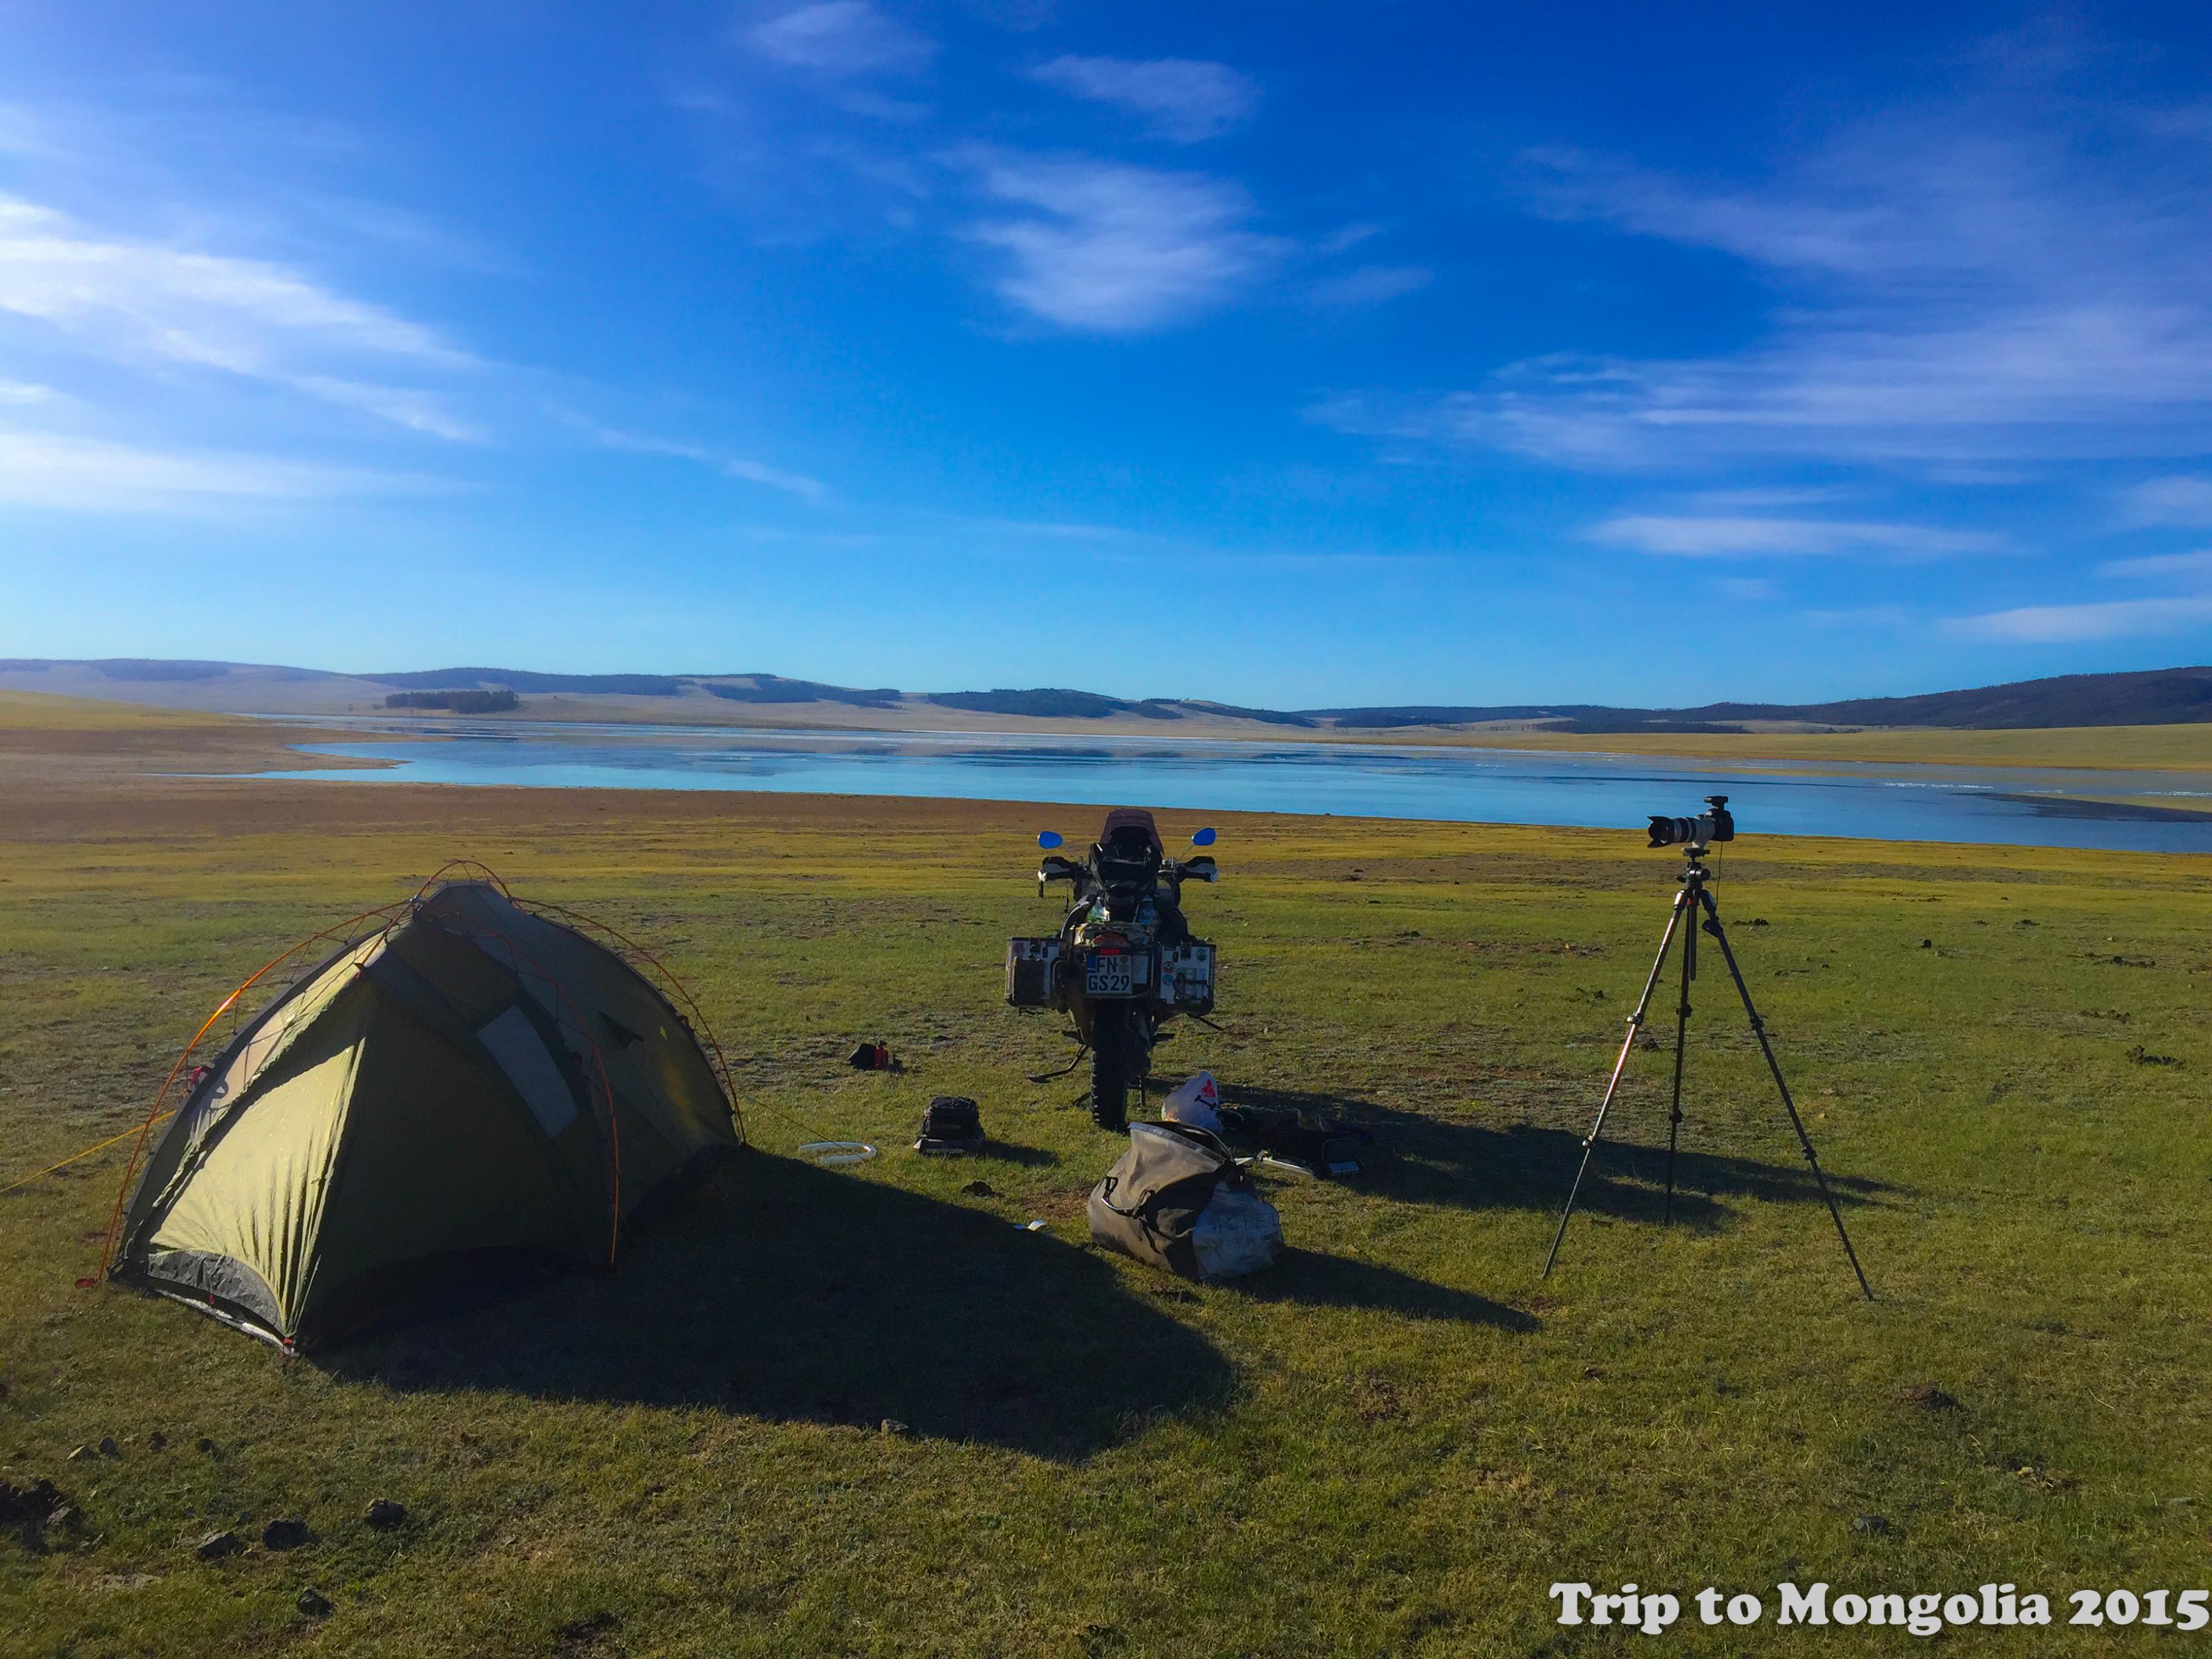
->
xmin=1089 ymin=1001 xmax=1136 ymax=1132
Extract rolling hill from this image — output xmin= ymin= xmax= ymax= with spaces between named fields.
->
xmin=3 ymin=658 xmax=2211 ymax=733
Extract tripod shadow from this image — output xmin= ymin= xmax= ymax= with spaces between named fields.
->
xmin=1238 ymin=1248 xmax=1538 ymax=1330
xmin=1217 ymin=1082 xmax=1895 ymax=1230
xmin=325 ymin=1152 xmax=1233 ymax=1461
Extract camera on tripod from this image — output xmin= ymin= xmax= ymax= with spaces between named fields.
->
xmin=1647 ymin=794 xmax=1734 ymax=849
xmin=1547 ymin=787 xmax=1872 ymax=1299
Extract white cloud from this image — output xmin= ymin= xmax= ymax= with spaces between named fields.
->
xmin=1685 ymin=486 xmax=1850 ymax=509
xmin=1325 ymin=65 xmax=2212 ymax=471
xmin=0 ymin=428 xmax=413 ymax=512
xmin=2097 ymin=547 xmax=2212 ymax=581
xmin=966 ymin=153 xmax=1284 ymax=331
xmin=1031 ymin=57 xmax=1259 ymax=144
xmin=0 ymin=197 xmax=456 ymax=362
xmin=1307 ymin=264 xmax=1432 ymax=307
xmin=2119 ymin=475 xmax=2212 ymax=527
xmin=566 ymin=415 xmax=826 ymax=502
xmin=0 ymin=102 xmax=62 ymax=161
xmin=0 ymin=194 xmax=476 ymax=440
xmin=1591 ymin=514 xmax=2005 ymax=559
xmin=0 ymin=379 xmax=53 ymax=404
xmin=1321 ymin=303 xmax=2212 ymax=468
xmin=1951 ymin=597 xmax=2212 ymax=642
xmin=1714 ymin=576 xmax=1778 ymax=601
xmin=748 ymin=3 xmax=935 ymax=77
xmin=289 ymin=376 xmax=482 ymax=442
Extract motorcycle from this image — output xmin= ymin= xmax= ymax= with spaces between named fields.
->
xmin=1004 ymin=807 xmax=1219 ymax=1130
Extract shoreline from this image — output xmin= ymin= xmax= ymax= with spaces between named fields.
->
xmin=12 ymin=681 xmax=2212 ymax=773
xmin=10 ymin=688 xmax=2212 ymax=855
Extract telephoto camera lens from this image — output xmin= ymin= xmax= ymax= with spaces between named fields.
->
xmin=1646 ymin=796 xmax=1734 ymax=848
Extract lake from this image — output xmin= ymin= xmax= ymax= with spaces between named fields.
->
xmin=250 ymin=719 xmax=2212 ymax=854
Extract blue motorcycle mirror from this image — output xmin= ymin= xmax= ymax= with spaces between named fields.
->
xmin=1190 ymin=827 xmax=1217 ymax=847
xmin=1038 ymin=830 xmax=1064 ymax=850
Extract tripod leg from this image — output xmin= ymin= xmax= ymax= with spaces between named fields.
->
xmin=1544 ymin=888 xmax=1690 ymax=1278
xmin=1663 ymin=899 xmax=1694 ymax=1223
xmin=1696 ymin=889 xmax=1875 ymax=1302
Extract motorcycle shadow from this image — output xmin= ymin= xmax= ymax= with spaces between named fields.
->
xmin=960 ymin=1138 xmax=1060 ymax=1168
xmin=326 ymin=1151 xmax=1232 ymax=1462
xmin=1217 ymin=1082 xmax=1897 ymax=1228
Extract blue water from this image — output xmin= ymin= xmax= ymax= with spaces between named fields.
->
xmin=247 ymin=719 xmax=2212 ymax=854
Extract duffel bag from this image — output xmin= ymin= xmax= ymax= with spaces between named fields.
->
xmin=1087 ymin=1122 xmax=1281 ymax=1282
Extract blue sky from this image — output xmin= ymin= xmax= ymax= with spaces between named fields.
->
xmin=5 ymin=3 xmax=2212 ymax=706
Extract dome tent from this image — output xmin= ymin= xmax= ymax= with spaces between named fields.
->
xmin=106 ymin=877 xmax=742 ymax=1351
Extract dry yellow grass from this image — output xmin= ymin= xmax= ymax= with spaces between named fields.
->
xmin=1425 ymin=720 xmax=2212 ymax=771
xmin=0 ymin=689 xmax=248 ymax=733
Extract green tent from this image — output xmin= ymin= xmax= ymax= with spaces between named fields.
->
xmin=112 ymin=881 xmax=742 ymax=1350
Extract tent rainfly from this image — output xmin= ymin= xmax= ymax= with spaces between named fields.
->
xmin=107 ymin=879 xmax=742 ymax=1350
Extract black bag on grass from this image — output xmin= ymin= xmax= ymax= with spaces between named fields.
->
xmin=915 ymin=1096 xmax=984 ymax=1154
xmin=1087 ymin=1123 xmax=1282 ymax=1282
xmin=1217 ymin=1103 xmax=1374 ymax=1179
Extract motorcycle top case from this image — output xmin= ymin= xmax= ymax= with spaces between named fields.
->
xmin=1158 ymin=940 xmax=1216 ymax=1013
xmin=1005 ymin=936 xmax=1062 ymax=1008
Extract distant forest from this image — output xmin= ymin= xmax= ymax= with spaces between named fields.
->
xmin=384 ymin=689 xmax=519 ymax=713
xmin=707 ymin=677 xmax=901 ymax=709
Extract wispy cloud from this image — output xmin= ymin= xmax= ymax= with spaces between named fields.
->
xmin=1714 ymin=576 xmax=1778 ymax=601
xmin=747 ymin=3 xmax=936 ymax=77
xmin=1950 ymin=597 xmax=2212 ymax=642
xmin=1591 ymin=514 xmax=2004 ymax=559
xmin=0 ymin=197 xmax=458 ymax=362
xmin=1324 ymin=50 xmax=2212 ymax=472
xmin=0 ymin=428 xmax=421 ymax=512
xmin=290 ymin=375 xmax=482 ymax=442
xmin=2096 ymin=547 xmax=2212 ymax=582
xmin=1031 ymin=56 xmax=1258 ymax=144
xmin=2119 ymin=474 xmax=2212 ymax=527
xmin=964 ymin=153 xmax=1285 ymax=330
xmin=0 ymin=193 xmax=477 ymax=440
xmin=0 ymin=102 xmax=64 ymax=161
xmin=1306 ymin=263 xmax=1432 ymax=307
xmin=567 ymin=415 xmax=826 ymax=502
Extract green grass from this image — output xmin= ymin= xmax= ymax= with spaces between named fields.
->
xmin=4 ymin=782 xmax=2212 ymax=1656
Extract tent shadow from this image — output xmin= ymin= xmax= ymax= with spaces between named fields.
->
xmin=326 ymin=1152 xmax=1234 ymax=1461
xmin=1238 ymin=1248 xmax=1538 ymax=1330
xmin=1218 ymin=1082 xmax=1897 ymax=1230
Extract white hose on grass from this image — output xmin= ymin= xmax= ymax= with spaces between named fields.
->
xmin=800 ymin=1141 xmax=879 ymax=1167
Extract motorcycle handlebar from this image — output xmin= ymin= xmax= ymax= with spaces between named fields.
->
xmin=1034 ymin=854 xmax=1217 ymax=886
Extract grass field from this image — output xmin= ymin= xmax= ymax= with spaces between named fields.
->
xmin=6 ymin=706 xmax=2212 ymax=1655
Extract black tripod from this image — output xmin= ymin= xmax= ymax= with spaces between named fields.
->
xmin=1541 ymin=843 xmax=1873 ymax=1299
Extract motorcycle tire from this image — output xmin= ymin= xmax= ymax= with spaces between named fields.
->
xmin=1089 ymin=1001 xmax=1134 ymax=1132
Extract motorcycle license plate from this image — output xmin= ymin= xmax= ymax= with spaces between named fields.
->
xmin=1085 ymin=956 xmax=1135 ymax=996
